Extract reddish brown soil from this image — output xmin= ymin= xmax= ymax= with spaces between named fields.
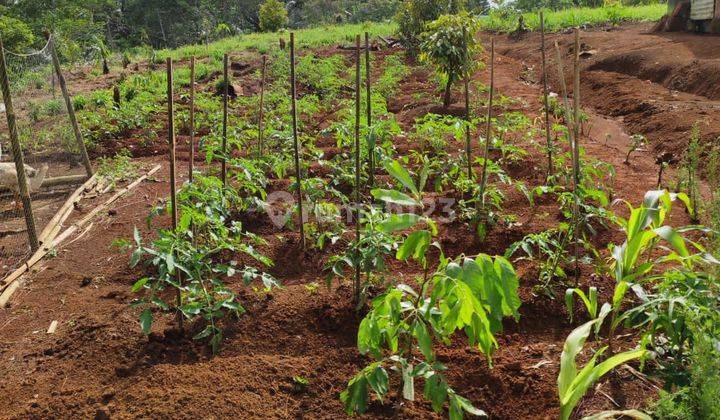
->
xmin=1 ymin=25 xmax=706 ymax=419
xmin=495 ymin=22 xmax=720 ymax=159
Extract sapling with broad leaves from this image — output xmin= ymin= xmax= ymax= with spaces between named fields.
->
xmin=129 ymin=175 xmax=278 ymax=353
xmin=420 ymin=13 xmax=483 ymax=109
xmin=341 ymin=214 xmax=521 ymax=417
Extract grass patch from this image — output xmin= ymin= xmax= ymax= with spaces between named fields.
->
xmin=154 ymin=21 xmax=396 ymax=61
xmin=480 ymin=4 xmax=666 ymax=33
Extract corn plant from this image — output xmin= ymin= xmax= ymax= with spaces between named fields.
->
xmin=342 ymin=235 xmax=520 ymax=418
xmin=558 ymin=314 xmax=646 ymax=420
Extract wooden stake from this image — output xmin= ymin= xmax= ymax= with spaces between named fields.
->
xmin=167 ymin=58 xmax=182 ymax=328
xmin=0 ymin=36 xmax=39 ymax=251
xmin=478 ymin=38 xmax=495 ymax=209
xmin=365 ymin=32 xmax=373 ymax=187
xmin=540 ymin=11 xmax=554 ymax=182
xmin=354 ymin=35 xmax=362 ymax=304
xmin=48 ymin=36 xmax=93 ymax=178
xmin=572 ymin=28 xmax=582 ymax=285
xmin=189 ymin=56 xmax=195 ymax=183
xmin=222 ymin=53 xmax=229 ymax=187
xmin=464 ymin=27 xmax=472 ymax=181
xmin=290 ymin=33 xmax=305 ymax=250
xmin=257 ymin=54 xmax=267 ymax=157
xmin=554 ymin=41 xmax=576 ymax=175
xmin=572 ymin=29 xmax=581 ymax=188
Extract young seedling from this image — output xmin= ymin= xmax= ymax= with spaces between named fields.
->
xmin=624 ymin=134 xmax=646 ymax=165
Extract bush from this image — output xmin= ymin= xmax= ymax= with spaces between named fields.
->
xmin=653 ymin=321 xmax=720 ymax=419
xmin=420 ymin=12 xmax=483 ymax=108
xmin=259 ymin=0 xmax=289 ymax=32
xmin=0 ymin=15 xmax=35 ymax=52
xmin=395 ymin=0 xmax=450 ymax=57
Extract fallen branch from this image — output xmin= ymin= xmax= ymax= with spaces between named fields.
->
xmin=0 ymin=165 xmax=161 ymax=306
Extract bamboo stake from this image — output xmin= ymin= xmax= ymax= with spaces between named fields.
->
xmin=478 ymin=38 xmax=495 ymax=209
xmin=189 ymin=56 xmax=195 ymax=183
xmin=554 ymin=41 xmax=577 ymax=174
xmin=290 ymin=33 xmax=305 ymax=250
xmin=48 ymin=35 xmax=93 ymax=178
xmin=540 ymin=11 xmax=554 ymax=182
xmin=167 ymin=58 xmax=182 ymax=329
xmin=37 ymin=173 xmax=98 ymax=245
xmin=365 ymin=32 xmax=373 ymax=187
xmin=464 ymin=27 xmax=472 ymax=181
xmin=572 ymin=28 xmax=582 ymax=285
xmin=572 ymin=29 xmax=581 ymax=188
xmin=0 ymin=35 xmax=39 ymax=251
xmin=222 ymin=53 xmax=229 ymax=187
xmin=354 ymin=35 xmax=362 ymax=304
xmin=257 ymin=54 xmax=267 ymax=157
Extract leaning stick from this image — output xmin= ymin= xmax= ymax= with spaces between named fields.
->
xmin=540 ymin=11 xmax=553 ymax=181
xmin=0 ymin=165 xmax=161 ymax=302
xmin=167 ymin=58 xmax=182 ymax=328
xmin=554 ymin=41 xmax=577 ymax=180
xmin=37 ymin=173 xmax=99 ymax=245
xmin=464 ymin=26 xmax=472 ymax=181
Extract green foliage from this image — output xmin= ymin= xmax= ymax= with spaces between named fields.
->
xmin=652 ymin=321 xmax=720 ymax=419
xmin=558 ymin=315 xmax=646 ymax=420
xmin=420 ymin=13 xmax=482 ymax=107
xmin=0 ymin=14 xmax=35 ymax=52
xmin=395 ymin=0 xmax=450 ymax=56
xmin=259 ymin=0 xmax=289 ymax=32
xmin=342 ymin=241 xmax=520 ymax=417
xmin=129 ymin=175 xmax=278 ymax=353
xmin=480 ymin=4 xmax=666 ymax=33
xmin=97 ymin=149 xmax=140 ymax=190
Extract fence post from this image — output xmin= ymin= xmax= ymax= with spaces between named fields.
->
xmin=572 ymin=28 xmax=582 ymax=285
xmin=189 ymin=56 xmax=195 ymax=183
xmin=290 ymin=33 xmax=305 ymax=250
xmin=463 ymin=27 xmax=472 ymax=181
xmin=221 ymin=53 xmax=228 ymax=187
xmin=48 ymin=36 xmax=93 ymax=178
xmin=0 ymin=36 xmax=39 ymax=251
xmin=257 ymin=54 xmax=267 ymax=157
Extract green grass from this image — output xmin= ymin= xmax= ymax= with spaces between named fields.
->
xmin=480 ymin=4 xmax=667 ymax=33
xmin=153 ymin=21 xmax=396 ymax=61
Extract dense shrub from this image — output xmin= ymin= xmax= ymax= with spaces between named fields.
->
xmin=259 ymin=0 xmax=289 ymax=32
xmin=395 ymin=0 xmax=450 ymax=57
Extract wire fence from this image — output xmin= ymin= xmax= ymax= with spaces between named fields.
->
xmin=0 ymin=36 xmax=90 ymax=279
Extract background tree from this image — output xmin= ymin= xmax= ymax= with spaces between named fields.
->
xmin=259 ymin=0 xmax=289 ymax=32
xmin=419 ymin=12 xmax=483 ymax=108
xmin=395 ymin=0 xmax=451 ymax=57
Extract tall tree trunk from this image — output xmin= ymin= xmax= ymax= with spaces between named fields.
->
xmin=443 ymin=74 xmax=454 ymax=108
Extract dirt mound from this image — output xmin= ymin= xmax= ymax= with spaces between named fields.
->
xmin=588 ymin=50 xmax=720 ymax=100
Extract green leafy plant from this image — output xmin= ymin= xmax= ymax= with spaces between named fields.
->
xmin=420 ymin=13 xmax=483 ymax=108
xmin=259 ymin=0 xmax=289 ymax=32
xmin=341 ymin=240 xmax=520 ymax=417
xmin=558 ymin=315 xmax=646 ymax=420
